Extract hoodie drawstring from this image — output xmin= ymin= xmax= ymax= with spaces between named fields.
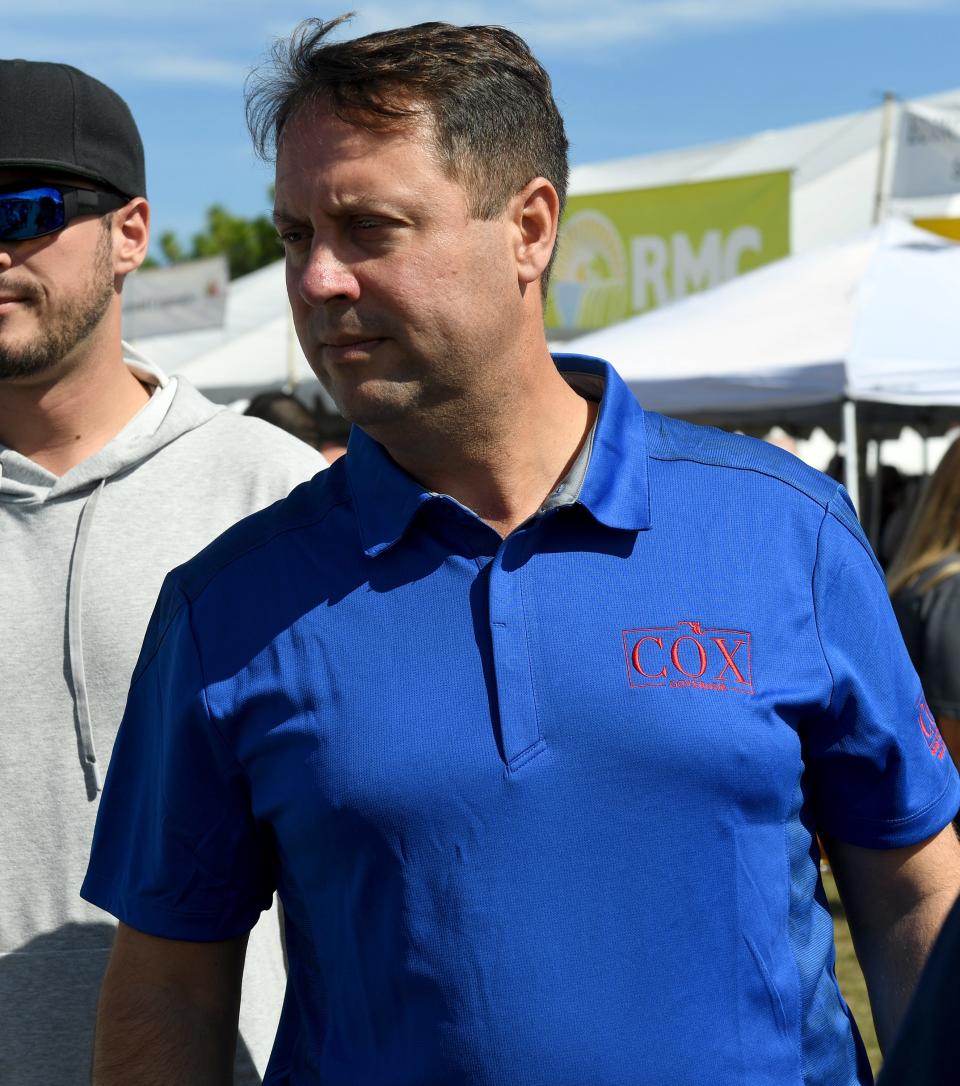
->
xmin=67 ymin=480 xmax=105 ymax=794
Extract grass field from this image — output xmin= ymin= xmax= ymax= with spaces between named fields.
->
xmin=822 ymin=866 xmax=882 ymax=1077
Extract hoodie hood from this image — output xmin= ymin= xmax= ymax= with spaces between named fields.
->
xmin=0 ymin=347 xmax=225 ymax=792
xmin=0 ymin=345 xmax=223 ymax=504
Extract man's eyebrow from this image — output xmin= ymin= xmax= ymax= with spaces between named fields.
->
xmin=278 ymin=193 xmax=414 ymax=218
xmin=272 ymin=207 xmax=300 ymax=227
xmin=333 ymin=192 xmax=405 ymax=212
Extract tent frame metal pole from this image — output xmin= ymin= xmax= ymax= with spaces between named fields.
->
xmin=842 ymin=399 xmax=861 ymax=514
xmin=285 ymin=304 xmax=299 ymax=392
xmin=873 ymin=91 xmax=897 ymax=226
xmin=868 ymin=439 xmax=883 ymax=548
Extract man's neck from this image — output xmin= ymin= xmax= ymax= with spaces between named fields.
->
xmin=0 ymin=346 xmax=152 ymax=477
xmin=378 ymin=350 xmax=599 ymax=539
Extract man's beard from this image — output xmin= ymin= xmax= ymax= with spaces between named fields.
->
xmin=0 ymin=226 xmax=115 ymax=380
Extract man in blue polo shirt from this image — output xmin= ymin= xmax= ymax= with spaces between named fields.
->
xmin=83 ymin=16 xmax=960 ymax=1085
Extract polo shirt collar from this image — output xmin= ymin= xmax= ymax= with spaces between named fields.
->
xmin=555 ymin=354 xmax=651 ymax=533
xmin=344 ymin=425 xmax=437 ymax=557
xmin=346 ymin=354 xmax=651 ymax=557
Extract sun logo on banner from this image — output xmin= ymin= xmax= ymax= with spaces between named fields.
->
xmin=550 ymin=210 xmax=629 ymax=330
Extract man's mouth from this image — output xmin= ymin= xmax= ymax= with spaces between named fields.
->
xmin=321 ymin=335 xmax=382 ymax=348
xmin=0 ymin=282 xmax=37 ymax=310
xmin=319 ymin=336 xmax=385 ymax=359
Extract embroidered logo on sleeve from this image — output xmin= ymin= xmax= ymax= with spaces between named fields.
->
xmin=917 ymin=697 xmax=947 ymax=760
xmin=622 ymin=620 xmax=754 ymax=695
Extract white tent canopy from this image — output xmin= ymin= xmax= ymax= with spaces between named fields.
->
xmin=565 ymin=219 xmax=960 ymax=421
xmin=565 ymin=219 xmax=960 ymax=510
xmin=568 ymin=89 xmax=960 ymax=258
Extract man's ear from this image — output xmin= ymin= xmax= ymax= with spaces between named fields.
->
xmin=112 ymin=197 xmax=150 ymax=278
xmin=510 ymin=177 xmax=560 ymax=288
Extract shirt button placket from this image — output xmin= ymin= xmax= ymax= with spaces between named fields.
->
xmin=488 ymin=530 xmax=546 ymax=769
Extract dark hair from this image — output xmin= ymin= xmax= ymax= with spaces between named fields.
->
xmin=246 ymin=15 xmax=569 ymax=282
xmin=312 ymin=396 xmax=352 ymax=446
xmin=888 ymin=436 xmax=960 ymax=597
xmin=244 ymin=391 xmax=324 ymax=450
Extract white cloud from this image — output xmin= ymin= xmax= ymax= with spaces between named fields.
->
xmin=112 ymin=55 xmax=247 ymax=87
xmin=7 ymin=0 xmax=954 ymax=83
xmin=9 ymin=0 xmax=218 ymax=15
xmin=350 ymin=0 xmax=951 ymax=51
xmin=4 ymin=31 xmax=247 ymax=88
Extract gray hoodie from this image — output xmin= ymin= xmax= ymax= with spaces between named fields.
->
xmin=0 ymin=354 xmax=325 ymax=1083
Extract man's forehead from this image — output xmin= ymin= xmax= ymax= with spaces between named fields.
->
xmin=278 ymin=102 xmax=434 ymax=163
xmin=273 ymin=106 xmax=454 ymax=213
xmin=287 ymin=95 xmax=432 ymax=135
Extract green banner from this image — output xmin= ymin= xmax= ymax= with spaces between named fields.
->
xmin=546 ymin=171 xmax=791 ymax=331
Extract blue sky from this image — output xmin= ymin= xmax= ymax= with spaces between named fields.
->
xmin=8 ymin=1 xmax=960 ymax=255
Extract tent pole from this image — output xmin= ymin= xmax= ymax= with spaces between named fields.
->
xmin=285 ymin=305 xmax=299 ymax=391
xmin=872 ymin=91 xmax=897 ymax=226
xmin=868 ymin=440 xmax=883 ymax=549
xmin=842 ymin=400 xmax=861 ymax=515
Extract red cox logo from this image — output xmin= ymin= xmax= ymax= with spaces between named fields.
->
xmin=917 ymin=697 xmax=946 ymax=760
xmin=622 ymin=620 xmax=754 ymax=695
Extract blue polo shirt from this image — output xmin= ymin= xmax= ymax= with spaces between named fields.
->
xmin=83 ymin=357 xmax=959 ymax=1086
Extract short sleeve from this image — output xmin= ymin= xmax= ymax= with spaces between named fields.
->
xmin=806 ymin=491 xmax=960 ymax=847
xmin=81 ymin=577 xmax=275 ymax=940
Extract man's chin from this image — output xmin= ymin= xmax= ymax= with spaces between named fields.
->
xmin=0 ymin=344 xmax=60 ymax=382
xmin=315 ymin=373 xmax=419 ymax=430
xmin=336 ymin=398 xmax=415 ymax=432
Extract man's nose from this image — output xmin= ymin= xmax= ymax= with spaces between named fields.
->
xmin=296 ymin=244 xmax=360 ymax=306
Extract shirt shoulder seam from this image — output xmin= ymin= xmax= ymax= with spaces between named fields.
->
xmin=183 ymin=585 xmax=248 ymax=782
xmin=823 ymin=492 xmax=883 ymax=576
xmin=181 ymin=492 xmax=352 ymax=607
xmin=130 ymin=491 xmax=352 ymax=685
xmin=811 ymin=502 xmax=837 ymax=717
xmin=646 ymin=450 xmax=835 ymax=511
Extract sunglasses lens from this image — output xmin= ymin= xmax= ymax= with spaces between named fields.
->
xmin=0 ymin=187 xmax=67 ymax=241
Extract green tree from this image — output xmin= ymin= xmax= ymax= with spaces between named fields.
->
xmin=157 ymin=191 xmax=281 ymax=280
xmin=158 ymin=230 xmax=187 ymax=266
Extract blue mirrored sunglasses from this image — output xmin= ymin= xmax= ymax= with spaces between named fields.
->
xmin=0 ymin=184 xmax=128 ymax=242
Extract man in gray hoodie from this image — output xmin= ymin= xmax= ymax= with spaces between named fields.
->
xmin=0 ymin=60 xmax=324 ymax=1082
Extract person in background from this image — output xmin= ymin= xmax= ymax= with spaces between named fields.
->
xmin=889 ymin=435 xmax=960 ymax=767
xmin=245 ymin=389 xmax=350 ymax=462
xmin=0 ymin=58 xmax=324 ymax=1084
xmin=82 ymin=17 xmax=960 ymax=1085
xmin=245 ymin=389 xmax=324 ymax=449
xmin=874 ymin=466 xmax=920 ymax=570
xmin=313 ymin=396 xmax=351 ymax=462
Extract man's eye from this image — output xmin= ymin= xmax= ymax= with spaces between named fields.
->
xmin=277 ymin=228 xmax=307 ymax=246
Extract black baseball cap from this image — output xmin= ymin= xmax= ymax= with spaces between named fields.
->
xmin=0 ymin=59 xmax=146 ymax=198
